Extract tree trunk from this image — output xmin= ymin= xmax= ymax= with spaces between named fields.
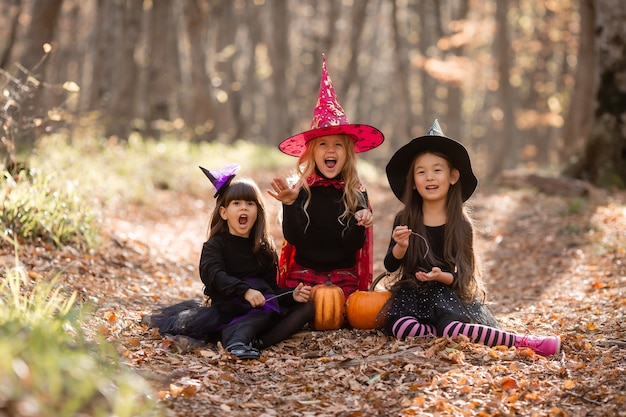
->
xmin=560 ymin=0 xmax=596 ymax=165
xmin=522 ymin=9 xmax=555 ymax=167
xmin=336 ymin=0 xmax=368 ymax=102
xmin=41 ymin=1 xmax=81 ymax=113
xmin=343 ymin=0 xmax=372 ymax=136
xmin=390 ymin=0 xmax=411 ymax=146
xmin=236 ymin=3 xmax=264 ymax=142
xmin=567 ymin=0 xmax=626 ymax=187
xmin=5 ymin=0 xmax=63 ymax=154
xmin=419 ymin=0 xmax=438 ymax=127
xmin=106 ymin=0 xmax=142 ymax=140
xmin=85 ymin=0 xmax=116 ymax=114
xmin=176 ymin=0 xmax=215 ymax=142
xmin=140 ymin=1 xmax=176 ymax=139
xmin=267 ymin=0 xmax=290 ymax=145
xmin=445 ymin=0 xmax=469 ymax=141
xmin=0 ymin=0 xmax=22 ymax=69
xmin=211 ymin=1 xmax=238 ymax=143
xmin=486 ymin=0 xmax=518 ymax=181
xmin=8 ymin=0 xmax=62 ymax=70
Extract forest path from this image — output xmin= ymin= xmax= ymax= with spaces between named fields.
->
xmin=26 ymin=174 xmax=625 ymax=416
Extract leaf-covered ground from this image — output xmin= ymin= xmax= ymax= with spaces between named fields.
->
xmin=4 ymin=174 xmax=625 ymax=417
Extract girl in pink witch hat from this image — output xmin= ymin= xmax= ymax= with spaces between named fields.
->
xmin=269 ymin=54 xmax=384 ymax=302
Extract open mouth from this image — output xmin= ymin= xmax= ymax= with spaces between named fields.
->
xmin=238 ymin=214 xmax=248 ymax=226
xmin=324 ymin=158 xmax=336 ymax=169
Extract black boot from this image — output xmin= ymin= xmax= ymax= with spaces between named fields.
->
xmin=251 ymin=337 xmax=265 ymax=350
xmin=226 ymin=342 xmax=260 ymax=360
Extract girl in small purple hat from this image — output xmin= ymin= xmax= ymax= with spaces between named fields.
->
xmin=381 ymin=120 xmax=561 ymax=357
xmin=144 ymin=164 xmax=314 ymax=360
xmin=268 ymin=55 xmax=384 ymax=300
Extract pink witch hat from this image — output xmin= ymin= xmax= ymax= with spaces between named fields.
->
xmin=278 ymin=54 xmax=384 ymax=157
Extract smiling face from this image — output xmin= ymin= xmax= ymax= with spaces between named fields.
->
xmin=311 ymin=135 xmax=348 ymax=179
xmin=412 ymin=152 xmax=459 ymax=203
xmin=219 ymin=199 xmax=258 ymax=238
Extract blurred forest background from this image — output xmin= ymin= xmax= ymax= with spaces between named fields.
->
xmin=1 ymin=2 xmax=626 ymax=415
xmin=1 ymin=0 xmax=625 ymax=187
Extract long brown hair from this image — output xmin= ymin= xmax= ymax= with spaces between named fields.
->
xmin=208 ymin=178 xmax=276 ymax=260
xmin=397 ymin=151 xmax=485 ymax=302
xmin=295 ymin=135 xmax=366 ymax=231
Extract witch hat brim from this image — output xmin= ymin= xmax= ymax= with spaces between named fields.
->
xmin=279 ymin=124 xmax=385 ymax=157
xmin=386 ymin=127 xmax=477 ymax=202
xmin=278 ymin=54 xmax=384 ymax=157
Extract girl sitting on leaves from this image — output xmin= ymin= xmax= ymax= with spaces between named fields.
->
xmin=381 ymin=120 xmax=561 ymax=357
xmin=144 ymin=164 xmax=314 ymax=360
xmin=268 ymin=54 xmax=384 ymax=300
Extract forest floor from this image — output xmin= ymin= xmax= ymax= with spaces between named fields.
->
xmin=6 ymin=171 xmax=626 ymax=417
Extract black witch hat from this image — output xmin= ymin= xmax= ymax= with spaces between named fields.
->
xmin=386 ymin=119 xmax=478 ymax=202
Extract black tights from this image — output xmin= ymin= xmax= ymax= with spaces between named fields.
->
xmin=255 ymin=302 xmax=314 ymax=349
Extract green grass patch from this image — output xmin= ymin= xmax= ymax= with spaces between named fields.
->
xmin=31 ymin=132 xmax=296 ymax=204
xmin=0 ymin=260 xmax=162 ymax=417
xmin=31 ymin=132 xmax=385 ymax=204
xmin=1 ymin=168 xmax=101 ymax=250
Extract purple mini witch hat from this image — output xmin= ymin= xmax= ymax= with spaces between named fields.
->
xmin=278 ymin=54 xmax=384 ymax=157
xmin=199 ymin=163 xmax=240 ymax=198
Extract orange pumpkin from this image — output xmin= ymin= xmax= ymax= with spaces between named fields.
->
xmin=309 ymin=281 xmax=345 ymax=330
xmin=345 ymin=272 xmax=392 ymax=330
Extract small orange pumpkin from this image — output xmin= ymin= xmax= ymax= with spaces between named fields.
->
xmin=345 ymin=272 xmax=392 ymax=330
xmin=309 ymin=281 xmax=345 ymax=331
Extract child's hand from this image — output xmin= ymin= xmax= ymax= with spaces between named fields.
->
xmin=354 ymin=208 xmax=373 ymax=227
xmin=244 ymin=288 xmax=266 ymax=307
xmin=292 ymin=282 xmax=311 ymax=303
xmin=268 ymin=177 xmax=300 ymax=205
xmin=392 ymin=225 xmax=412 ymax=249
xmin=415 ymin=267 xmax=453 ymax=285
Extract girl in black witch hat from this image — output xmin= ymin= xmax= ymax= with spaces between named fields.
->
xmin=381 ymin=120 xmax=561 ymax=357
xmin=143 ymin=164 xmax=314 ymax=360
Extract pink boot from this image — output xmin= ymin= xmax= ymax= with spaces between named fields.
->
xmin=514 ymin=335 xmax=561 ymax=356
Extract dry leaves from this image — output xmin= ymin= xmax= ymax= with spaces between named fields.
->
xmin=3 ymin=179 xmax=625 ymax=417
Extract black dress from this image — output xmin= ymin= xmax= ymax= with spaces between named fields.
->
xmin=382 ymin=222 xmax=499 ymax=336
xmin=144 ymin=232 xmax=313 ymax=349
xmin=282 ymin=185 xmax=367 ymax=272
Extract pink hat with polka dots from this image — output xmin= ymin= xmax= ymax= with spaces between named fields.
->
xmin=278 ymin=54 xmax=384 ymax=157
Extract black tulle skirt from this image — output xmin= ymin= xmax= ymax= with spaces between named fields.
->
xmin=143 ymin=300 xmax=232 ymax=342
xmin=382 ymin=280 xmax=500 ymax=336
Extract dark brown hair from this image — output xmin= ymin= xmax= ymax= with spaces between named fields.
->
xmin=209 ymin=178 xmax=276 ymax=260
xmin=396 ymin=151 xmax=485 ymax=302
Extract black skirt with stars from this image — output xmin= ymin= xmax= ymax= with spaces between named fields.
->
xmin=381 ymin=222 xmax=500 ymax=336
xmin=381 ymin=280 xmax=500 ymax=337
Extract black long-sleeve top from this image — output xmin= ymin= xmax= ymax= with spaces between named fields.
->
xmin=384 ymin=215 xmax=448 ymax=275
xmin=283 ymin=186 xmax=367 ymax=272
xmin=199 ymin=232 xmax=296 ymax=310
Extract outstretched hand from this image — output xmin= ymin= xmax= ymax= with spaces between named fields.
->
xmin=415 ymin=267 xmax=453 ymax=285
xmin=268 ymin=177 xmax=300 ymax=205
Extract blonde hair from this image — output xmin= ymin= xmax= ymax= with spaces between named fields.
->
xmin=294 ymin=135 xmax=367 ymax=231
